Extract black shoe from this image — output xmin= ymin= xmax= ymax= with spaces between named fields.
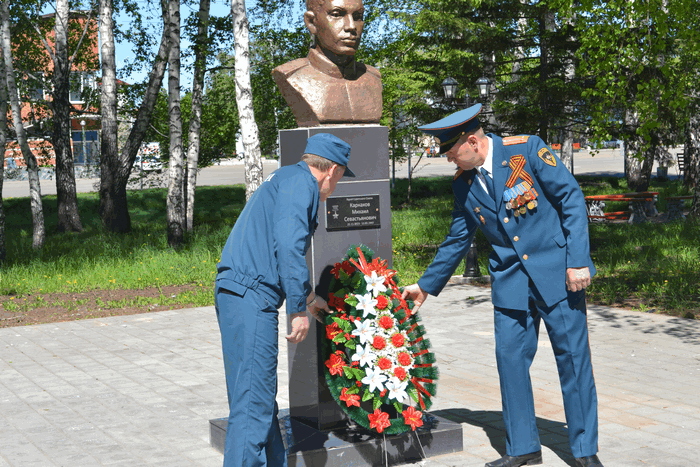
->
xmin=575 ymin=455 xmax=603 ymax=467
xmin=485 ymin=451 xmax=543 ymax=467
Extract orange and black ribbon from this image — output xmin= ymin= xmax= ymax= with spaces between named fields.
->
xmin=505 ymin=155 xmax=534 ymax=188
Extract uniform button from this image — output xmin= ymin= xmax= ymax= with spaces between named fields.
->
xmin=513 ymin=236 xmax=519 ymax=242
xmin=523 ymin=254 xmax=529 ymax=260
xmin=502 ymin=160 xmax=508 ymax=166
xmin=503 ymin=217 xmax=509 ymax=223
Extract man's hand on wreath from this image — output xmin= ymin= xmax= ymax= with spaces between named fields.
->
xmin=286 ymin=311 xmax=310 ymax=343
xmin=307 ymin=295 xmax=329 ymax=323
xmin=402 ymin=284 xmax=429 ymax=314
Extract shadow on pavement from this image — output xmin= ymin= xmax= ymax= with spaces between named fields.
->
xmin=433 ymin=408 xmax=578 ymax=466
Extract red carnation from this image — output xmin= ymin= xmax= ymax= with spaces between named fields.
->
xmin=326 ymin=322 xmax=342 ymax=341
xmin=328 ymin=294 xmax=347 ymax=312
xmin=377 ymin=357 xmax=392 ymax=370
xmin=376 ymin=295 xmax=389 ymax=310
xmin=330 ymin=262 xmax=343 ymax=279
xmin=372 ymin=336 xmax=386 ymax=350
xmin=339 ymin=387 xmax=361 ymax=407
xmin=378 ymin=315 xmax=394 ymax=330
xmin=341 ymin=261 xmax=355 ymax=275
xmin=368 ymin=409 xmax=391 ymax=433
xmin=391 ymin=333 xmax=405 ymax=348
xmin=394 ymin=367 xmax=407 ymax=380
xmin=325 ymin=353 xmax=347 ymax=376
xmin=402 ymin=406 xmax=424 ymax=431
xmin=398 ymin=352 xmax=412 ymax=366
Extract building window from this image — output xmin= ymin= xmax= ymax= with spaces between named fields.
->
xmin=72 ymin=129 xmax=99 ymax=165
xmin=69 ymin=72 xmax=96 ymax=103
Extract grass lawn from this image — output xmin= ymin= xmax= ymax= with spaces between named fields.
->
xmin=1 ymin=175 xmax=698 ymax=325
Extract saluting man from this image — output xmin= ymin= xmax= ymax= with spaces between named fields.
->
xmin=215 ymin=133 xmax=354 ymax=466
xmin=402 ymin=104 xmax=603 ymax=467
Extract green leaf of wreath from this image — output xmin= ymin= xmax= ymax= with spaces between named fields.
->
xmin=332 ymin=317 xmax=352 ymax=333
xmin=372 ymin=397 xmax=382 ymax=411
xmin=362 ymin=389 xmax=373 ymax=402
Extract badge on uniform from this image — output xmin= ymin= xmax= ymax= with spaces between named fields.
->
xmin=538 ymin=147 xmax=557 ymax=166
xmin=474 ymin=206 xmax=486 ymax=224
xmin=503 ymin=155 xmax=538 ymax=216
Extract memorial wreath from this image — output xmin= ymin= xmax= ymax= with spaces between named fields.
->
xmin=322 ymin=245 xmax=438 ymax=435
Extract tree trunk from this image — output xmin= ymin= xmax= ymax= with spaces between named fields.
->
xmin=166 ymin=0 xmax=185 ymax=247
xmin=0 ymin=35 xmax=7 ymax=262
xmin=99 ymin=2 xmax=171 ymax=233
xmin=537 ymin=8 xmax=556 ymax=141
xmin=231 ymin=0 xmax=263 ymax=200
xmin=98 ymin=0 xmax=119 ymax=232
xmin=1 ymin=1 xmax=45 ymax=249
xmin=686 ymin=111 xmax=700 ymax=217
xmin=52 ymin=0 xmax=83 ymax=232
xmin=185 ymin=0 xmax=211 ymax=232
xmin=561 ymin=134 xmax=574 ymax=173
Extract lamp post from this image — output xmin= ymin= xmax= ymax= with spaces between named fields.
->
xmin=440 ymin=76 xmax=489 ymax=279
xmin=80 ymin=119 xmax=87 ymax=167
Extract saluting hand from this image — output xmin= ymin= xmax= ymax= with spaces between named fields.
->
xmin=566 ymin=267 xmax=591 ymax=293
xmin=402 ymin=283 xmax=429 ymax=314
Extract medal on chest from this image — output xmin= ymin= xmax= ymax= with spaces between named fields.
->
xmin=503 ymin=155 xmax=538 ymax=216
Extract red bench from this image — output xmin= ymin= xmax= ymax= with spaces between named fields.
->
xmin=585 ymin=192 xmax=658 ymax=223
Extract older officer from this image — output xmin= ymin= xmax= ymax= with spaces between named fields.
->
xmin=215 ymin=133 xmax=354 ymax=466
xmin=402 ymin=104 xmax=603 ymax=467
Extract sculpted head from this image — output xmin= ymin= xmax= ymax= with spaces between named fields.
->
xmin=304 ymin=0 xmax=365 ymax=58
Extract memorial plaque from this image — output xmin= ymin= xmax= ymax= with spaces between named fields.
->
xmin=326 ymin=195 xmax=381 ymax=231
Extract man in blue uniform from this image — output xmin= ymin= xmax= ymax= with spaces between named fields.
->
xmin=402 ymin=104 xmax=603 ymax=467
xmin=215 ymin=133 xmax=354 ymax=466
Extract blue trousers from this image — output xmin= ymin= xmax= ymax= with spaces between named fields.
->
xmin=494 ymin=288 xmax=598 ymax=458
xmin=215 ymin=286 xmax=287 ymax=467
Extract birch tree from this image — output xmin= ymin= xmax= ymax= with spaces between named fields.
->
xmin=165 ymin=0 xmax=185 ymax=246
xmin=0 ymin=31 xmax=7 ymax=262
xmin=231 ymin=0 xmax=263 ymax=199
xmin=98 ymin=0 xmax=118 ymax=231
xmin=185 ymin=0 xmax=211 ymax=232
xmin=1 ymin=0 xmax=45 ymax=249
xmin=50 ymin=0 xmax=84 ymax=232
xmin=99 ymin=0 xmax=171 ymax=233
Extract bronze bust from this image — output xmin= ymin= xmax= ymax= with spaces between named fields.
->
xmin=272 ymin=0 xmax=383 ymax=127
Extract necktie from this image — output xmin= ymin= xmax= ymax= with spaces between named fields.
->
xmin=480 ymin=167 xmax=495 ymax=199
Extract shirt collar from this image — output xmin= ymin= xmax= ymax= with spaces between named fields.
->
xmin=479 ymin=136 xmax=494 ymax=175
xmin=307 ymin=47 xmax=359 ymax=79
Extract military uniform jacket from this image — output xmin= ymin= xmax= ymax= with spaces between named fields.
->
xmin=418 ymin=134 xmax=596 ymax=311
xmin=216 ymin=161 xmax=319 ymax=315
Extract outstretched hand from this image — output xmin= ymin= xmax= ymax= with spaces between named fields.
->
xmin=402 ymin=283 xmax=429 ymax=314
xmin=307 ymin=295 xmax=330 ymax=323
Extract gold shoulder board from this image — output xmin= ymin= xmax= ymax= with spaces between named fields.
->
xmin=503 ymin=135 xmax=530 ymax=146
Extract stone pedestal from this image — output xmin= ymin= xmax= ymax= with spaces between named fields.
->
xmin=210 ymin=125 xmax=464 ymax=464
xmin=280 ymin=125 xmax=393 ymax=431
xmin=210 ymin=410 xmax=464 ymax=466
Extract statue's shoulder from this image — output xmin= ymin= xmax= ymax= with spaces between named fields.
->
xmin=365 ymin=63 xmax=381 ymax=79
xmin=272 ymin=57 xmax=311 ymax=78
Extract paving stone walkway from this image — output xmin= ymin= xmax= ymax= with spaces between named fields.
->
xmin=1 ymin=282 xmax=699 ymax=466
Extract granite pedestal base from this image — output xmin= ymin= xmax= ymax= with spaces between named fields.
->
xmin=210 ymin=409 xmax=463 ymax=466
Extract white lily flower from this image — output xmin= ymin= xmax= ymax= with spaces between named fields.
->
xmin=361 ymin=367 xmax=388 ymax=393
xmin=364 ymin=271 xmax=387 ymax=297
xmin=385 ymin=377 xmax=409 ymax=403
xmin=351 ymin=319 xmax=374 ymax=345
xmin=351 ymin=344 xmax=376 ymax=368
xmin=355 ymin=293 xmax=378 ymax=318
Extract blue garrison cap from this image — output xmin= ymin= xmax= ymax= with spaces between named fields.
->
xmin=304 ymin=133 xmax=355 ymax=177
xmin=418 ymin=103 xmax=483 ymax=153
